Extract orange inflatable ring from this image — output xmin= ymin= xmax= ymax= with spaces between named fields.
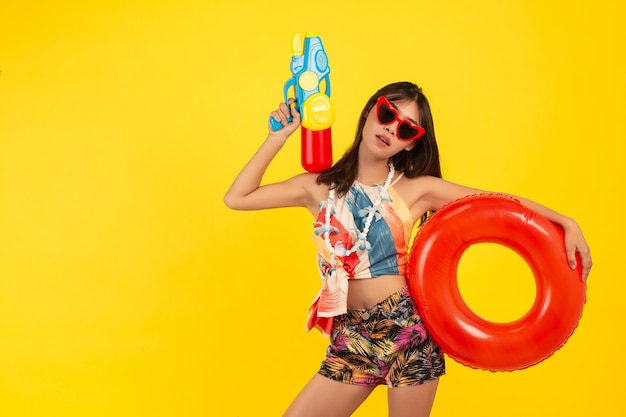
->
xmin=408 ymin=194 xmax=586 ymax=371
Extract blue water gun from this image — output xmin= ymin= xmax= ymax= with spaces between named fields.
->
xmin=270 ymin=32 xmax=334 ymax=173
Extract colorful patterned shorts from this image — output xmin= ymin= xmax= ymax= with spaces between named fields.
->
xmin=318 ymin=287 xmax=445 ymax=387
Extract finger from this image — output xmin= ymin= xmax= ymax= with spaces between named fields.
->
xmin=578 ymin=249 xmax=592 ymax=282
xmin=568 ymin=244 xmax=592 ymax=283
xmin=278 ymin=103 xmax=293 ymax=123
xmin=280 ymin=101 xmax=294 ymax=114
xmin=272 ymin=106 xmax=289 ymax=126
xmin=290 ymin=106 xmax=301 ymax=123
xmin=567 ymin=251 xmax=577 ymax=270
xmin=269 ymin=110 xmax=283 ymax=126
xmin=565 ymin=241 xmax=578 ymax=270
xmin=270 ymin=112 xmax=290 ymax=131
xmin=278 ymin=101 xmax=289 ymax=113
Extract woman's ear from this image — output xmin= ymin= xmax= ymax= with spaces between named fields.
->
xmin=404 ymin=141 xmax=418 ymax=152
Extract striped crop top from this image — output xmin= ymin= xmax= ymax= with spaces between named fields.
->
xmin=306 ymin=174 xmax=413 ymax=336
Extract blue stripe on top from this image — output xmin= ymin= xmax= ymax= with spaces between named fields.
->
xmin=346 ymin=184 xmax=401 ymax=278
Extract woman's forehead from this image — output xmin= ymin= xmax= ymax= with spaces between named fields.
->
xmin=390 ymin=99 xmax=420 ymax=125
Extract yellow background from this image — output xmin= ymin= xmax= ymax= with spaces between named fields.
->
xmin=1 ymin=1 xmax=624 ymax=416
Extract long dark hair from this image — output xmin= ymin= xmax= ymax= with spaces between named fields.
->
xmin=317 ymin=82 xmax=442 ymax=198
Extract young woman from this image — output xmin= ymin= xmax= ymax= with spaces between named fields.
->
xmin=224 ymin=81 xmax=592 ymax=417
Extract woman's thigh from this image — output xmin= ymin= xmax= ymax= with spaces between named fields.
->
xmin=283 ymin=374 xmax=375 ymax=417
xmin=387 ymin=379 xmax=440 ymax=417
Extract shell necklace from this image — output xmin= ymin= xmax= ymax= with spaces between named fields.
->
xmin=318 ymin=162 xmax=395 ymax=258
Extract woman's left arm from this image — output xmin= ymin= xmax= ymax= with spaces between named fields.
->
xmin=416 ymin=176 xmax=592 ymax=281
xmin=514 ymin=196 xmax=592 ymax=281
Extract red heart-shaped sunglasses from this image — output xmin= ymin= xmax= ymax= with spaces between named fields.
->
xmin=376 ymin=96 xmax=426 ymax=141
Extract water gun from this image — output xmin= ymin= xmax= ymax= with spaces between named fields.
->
xmin=270 ymin=32 xmax=334 ymax=173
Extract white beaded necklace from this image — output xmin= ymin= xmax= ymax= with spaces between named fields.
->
xmin=321 ymin=162 xmax=395 ymax=258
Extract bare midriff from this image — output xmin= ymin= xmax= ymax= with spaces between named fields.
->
xmin=347 ymin=274 xmax=408 ymax=310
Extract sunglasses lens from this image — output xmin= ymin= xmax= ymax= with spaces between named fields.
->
xmin=398 ymin=122 xmax=420 ymax=140
xmin=377 ymin=102 xmax=396 ymax=124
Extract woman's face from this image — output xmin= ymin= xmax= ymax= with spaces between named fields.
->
xmin=361 ymin=97 xmax=422 ymax=157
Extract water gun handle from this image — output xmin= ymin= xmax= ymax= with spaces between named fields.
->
xmin=269 ymin=114 xmax=288 ymax=131
xmin=269 ymin=79 xmax=296 ymax=130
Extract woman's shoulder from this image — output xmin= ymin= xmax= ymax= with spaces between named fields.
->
xmin=401 ymin=174 xmax=442 ymax=184
xmin=292 ymin=172 xmax=329 ymax=190
xmin=397 ymin=174 xmax=485 ymax=213
xmin=392 ymin=174 xmax=445 ymax=213
xmin=288 ymin=172 xmax=331 ymax=212
xmin=394 ymin=174 xmax=442 ymax=191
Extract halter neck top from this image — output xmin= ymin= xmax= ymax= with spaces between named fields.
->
xmin=307 ymin=174 xmax=413 ymax=336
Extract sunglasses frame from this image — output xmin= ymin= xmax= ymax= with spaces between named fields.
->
xmin=375 ymin=96 xmax=426 ymax=141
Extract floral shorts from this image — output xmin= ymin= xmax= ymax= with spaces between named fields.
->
xmin=318 ymin=287 xmax=445 ymax=387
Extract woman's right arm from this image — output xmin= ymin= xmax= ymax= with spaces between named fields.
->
xmin=223 ymin=103 xmax=314 ymax=211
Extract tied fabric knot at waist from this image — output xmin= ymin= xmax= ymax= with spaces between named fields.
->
xmin=306 ymin=264 xmax=351 ymax=337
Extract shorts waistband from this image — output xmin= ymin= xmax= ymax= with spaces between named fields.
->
xmin=342 ymin=286 xmax=410 ymax=322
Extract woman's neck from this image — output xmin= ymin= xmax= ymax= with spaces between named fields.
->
xmin=356 ymin=157 xmax=392 ymax=186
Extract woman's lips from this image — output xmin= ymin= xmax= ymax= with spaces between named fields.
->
xmin=376 ymin=134 xmax=390 ymax=146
